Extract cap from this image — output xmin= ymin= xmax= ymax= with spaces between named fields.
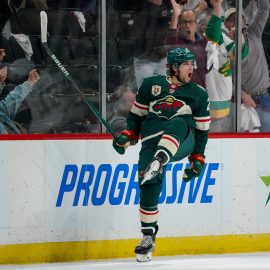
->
xmin=224 ymin=8 xmax=236 ymax=21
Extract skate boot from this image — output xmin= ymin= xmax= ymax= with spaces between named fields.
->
xmin=141 ymin=152 xmax=168 ymax=185
xmin=135 ymin=226 xmax=159 ymax=262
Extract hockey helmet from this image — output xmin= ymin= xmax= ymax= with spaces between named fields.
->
xmin=167 ymin=48 xmax=195 ymax=65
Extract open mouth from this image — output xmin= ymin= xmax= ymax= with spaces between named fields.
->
xmin=188 ymin=72 xmax=192 ymax=78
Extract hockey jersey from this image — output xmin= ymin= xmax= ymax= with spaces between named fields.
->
xmin=205 ymin=14 xmax=249 ymax=119
xmin=127 ymin=75 xmax=211 ymax=155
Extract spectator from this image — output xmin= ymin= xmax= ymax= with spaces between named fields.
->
xmin=165 ymin=0 xmax=209 ymax=88
xmin=222 ymin=0 xmax=258 ymax=26
xmin=170 ymin=0 xmax=234 ymax=132
xmin=223 ymin=0 xmax=270 ymax=132
xmin=0 ymin=64 xmax=40 ymax=134
xmin=133 ymin=0 xmax=208 ymax=89
xmin=0 ymin=48 xmax=5 ymax=62
xmin=262 ymin=12 xmax=270 ymax=74
xmin=203 ymin=0 xmax=237 ymax=132
xmin=109 ymin=85 xmax=136 ymax=133
xmin=0 ymin=49 xmax=7 ymax=93
xmin=0 ymin=66 xmax=7 ymax=89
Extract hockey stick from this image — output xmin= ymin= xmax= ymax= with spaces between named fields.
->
xmin=40 ymin=11 xmax=116 ymax=139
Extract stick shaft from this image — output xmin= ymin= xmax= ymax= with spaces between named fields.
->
xmin=42 ymin=43 xmax=116 ymax=138
xmin=40 ymin=11 xmax=115 ymax=138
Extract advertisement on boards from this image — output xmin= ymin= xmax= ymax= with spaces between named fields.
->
xmin=45 ymin=139 xmax=223 ymax=241
xmin=0 ymin=137 xmax=269 ymax=246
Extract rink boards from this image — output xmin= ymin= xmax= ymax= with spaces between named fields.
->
xmin=0 ymin=135 xmax=270 ymax=263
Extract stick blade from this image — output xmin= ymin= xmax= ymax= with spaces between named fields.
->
xmin=40 ymin=11 xmax=48 ymax=43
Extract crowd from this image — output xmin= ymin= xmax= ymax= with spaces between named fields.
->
xmin=0 ymin=0 xmax=270 ymax=134
xmin=129 ymin=0 xmax=270 ymax=133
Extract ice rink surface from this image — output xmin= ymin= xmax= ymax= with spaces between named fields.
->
xmin=0 ymin=253 xmax=270 ymax=270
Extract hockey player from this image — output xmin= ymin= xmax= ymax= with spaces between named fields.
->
xmin=112 ymin=47 xmax=211 ymax=262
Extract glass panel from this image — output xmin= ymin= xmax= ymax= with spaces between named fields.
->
xmin=1 ymin=0 xmax=269 ymax=135
xmin=226 ymin=0 xmax=270 ymax=133
xmin=106 ymin=1 xmax=171 ymax=134
xmin=0 ymin=1 xmax=101 ymax=134
xmin=222 ymin=2 xmax=239 ymax=133
xmin=105 ymin=0 xmax=239 ymax=134
xmin=242 ymin=0 xmax=270 ymax=133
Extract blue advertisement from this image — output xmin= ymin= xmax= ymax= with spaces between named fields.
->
xmin=56 ymin=162 xmax=219 ymax=207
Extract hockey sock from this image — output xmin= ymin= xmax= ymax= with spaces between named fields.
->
xmin=139 ymin=183 xmax=162 ymax=232
xmin=156 ymin=134 xmax=180 ymax=161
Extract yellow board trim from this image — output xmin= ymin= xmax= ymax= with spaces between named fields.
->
xmin=1 ymin=234 xmax=270 ymax=264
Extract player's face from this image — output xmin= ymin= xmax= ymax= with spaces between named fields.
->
xmin=176 ymin=61 xmax=194 ymax=83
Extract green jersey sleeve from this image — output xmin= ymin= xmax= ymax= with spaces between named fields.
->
xmin=192 ymin=89 xmax=211 ymax=155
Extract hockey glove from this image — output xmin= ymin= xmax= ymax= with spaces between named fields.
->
xmin=112 ymin=129 xmax=137 ymax=155
xmin=183 ymin=153 xmax=205 ymax=182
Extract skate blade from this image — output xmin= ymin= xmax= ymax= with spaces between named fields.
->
xmin=136 ymin=252 xmax=152 ymax=262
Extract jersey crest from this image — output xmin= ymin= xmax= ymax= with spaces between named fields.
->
xmin=151 ymin=85 xmax=161 ymax=96
xmin=150 ymin=95 xmax=191 ymax=120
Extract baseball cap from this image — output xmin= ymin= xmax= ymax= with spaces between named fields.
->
xmin=224 ymin=8 xmax=236 ymax=21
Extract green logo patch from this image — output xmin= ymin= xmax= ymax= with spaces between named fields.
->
xmin=260 ymin=175 xmax=270 ymax=206
xmin=151 ymin=96 xmax=184 ymax=120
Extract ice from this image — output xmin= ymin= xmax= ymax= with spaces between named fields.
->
xmin=0 ymin=252 xmax=269 ymax=270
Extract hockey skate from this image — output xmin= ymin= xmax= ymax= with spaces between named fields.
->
xmin=135 ymin=226 xmax=158 ymax=262
xmin=141 ymin=152 xmax=168 ymax=185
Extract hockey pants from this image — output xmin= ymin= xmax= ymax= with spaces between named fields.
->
xmin=138 ymin=117 xmax=195 ymax=231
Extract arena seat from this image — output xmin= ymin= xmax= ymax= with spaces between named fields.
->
xmin=117 ymin=39 xmax=136 ymax=66
xmin=68 ymin=64 xmax=99 ymax=91
xmin=45 ymin=36 xmax=72 ymax=65
xmin=69 ymin=37 xmax=97 ymax=65
xmin=66 ymin=11 xmax=98 ymax=37
xmin=9 ymin=8 xmax=41 ymax=35
xmin=9 ymin=36 xmax=27 ymax=60
xmin=106 ymin=65 xmax=122 ymax=93
xmin=46 ymin=9 xmax=69 ymax=36
xmin=29 ymin=36 xmax=45 ymax=66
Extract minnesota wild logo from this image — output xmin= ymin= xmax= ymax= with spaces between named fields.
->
xmin=219 ymin=60 xmax=232 ymax=77
xmin=150 ymin=96 xmax=185 ymax=119
xmin=260 ymin=174 xmax=270 ymax=206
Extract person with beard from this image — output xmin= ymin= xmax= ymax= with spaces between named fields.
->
xmin=112 ymin=47 xmax=210 ymax=262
